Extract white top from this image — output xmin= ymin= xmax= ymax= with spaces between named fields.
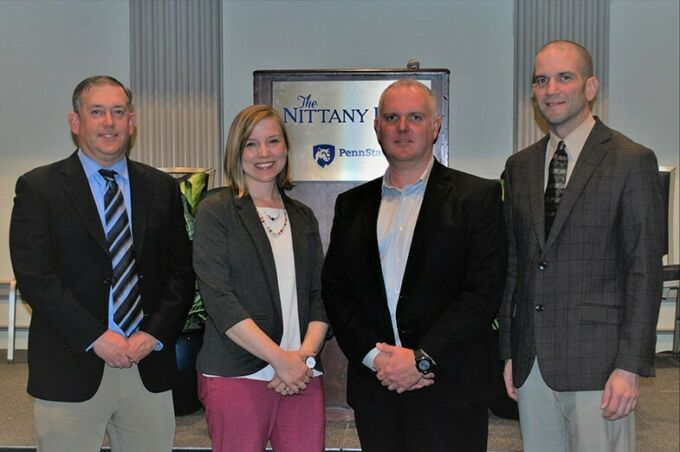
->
xmin=242 ymin=207 xmax=299 ymax=380
xmin=243 ymin=207 xmax=320 ymax=380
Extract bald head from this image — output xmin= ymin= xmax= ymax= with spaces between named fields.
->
xmin=535 ymin=40 xmax=594 ymax=79
xmin=531 ymin=40 xmax=599 ymax=137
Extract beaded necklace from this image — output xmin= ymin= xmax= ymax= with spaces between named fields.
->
xmin=257 ymin=207 xmax=288 ymax=237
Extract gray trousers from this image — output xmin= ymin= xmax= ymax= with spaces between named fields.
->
xmin=34 ymin=364 xmax=175 ymax=452
xmin=517 ymin=359 xmax=635 ymax=452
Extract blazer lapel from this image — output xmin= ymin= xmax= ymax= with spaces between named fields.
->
xmin=128 ymin=160 xmax=150 ymax=259
xmin=544 ymin=120 xmax=611 ymax=250
xmin=345 ymin=178 xmax=390 ymax=319
xmin=60 ymin=152 xmax=109 ymax=255
xmin=361 ymin=179 xmax=394 ymax=336
xmin=234 ymin=195 xmax=283 ymax=318
xmin=526 ymin=138 xmax=549 ymax=249
xmin=284 ymin=196 xmax=312 ymax=313
xmin=362 ymin=179 xmax=388 ymax=301
xmin=406 ymin=161 xmax=451 ymax=270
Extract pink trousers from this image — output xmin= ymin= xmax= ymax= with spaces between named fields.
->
xmin=198 ymin=374 xmax=325 ymax=452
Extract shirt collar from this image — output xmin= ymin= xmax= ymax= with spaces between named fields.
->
xmin=382 ymin=156 xmax=434 ymax=195
xmin=77 ymin=149 xmax=129 ymax=184
xmin=548 ymin=114 xmax=596 ymax=157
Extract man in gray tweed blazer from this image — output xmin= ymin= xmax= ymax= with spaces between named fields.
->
xmin=499 ymin=40 xmax=664 ymax=451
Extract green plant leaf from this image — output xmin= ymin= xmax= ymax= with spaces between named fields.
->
xmin=177 ymin=170 xmax=210 ymax=331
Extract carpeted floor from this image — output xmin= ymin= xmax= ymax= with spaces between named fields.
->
xmin=0 ymin=351 xmax=677 ymax=451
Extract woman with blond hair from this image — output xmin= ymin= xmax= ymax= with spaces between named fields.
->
xmin=193 ymin=105 xmax=328 ymax=451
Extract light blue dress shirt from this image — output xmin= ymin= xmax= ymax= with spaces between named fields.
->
xmin=362 ymin=157 xmax=434 ymax=370
xmin=79 ymin=151 xmax=162 ymax=352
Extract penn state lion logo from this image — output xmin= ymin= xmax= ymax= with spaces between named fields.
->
xmin=313 ymin=144 xmax=335 ymax=168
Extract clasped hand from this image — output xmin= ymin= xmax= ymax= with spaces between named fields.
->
xmin=374 ymin=343 xmax=435 ymax=393
xmin=268 ymin=349 xmax=313 ymax=396
xmin=93 ymin=330 xmax=157 ymax=368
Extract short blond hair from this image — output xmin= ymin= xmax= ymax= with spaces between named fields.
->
xmin=223 ymin=105 xmax=293 ymax=197
xmin=377 ymin=79 xmax=438 ymax=117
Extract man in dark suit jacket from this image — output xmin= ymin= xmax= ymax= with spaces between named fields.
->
xmin=500 ymin=41 xmax=664 ymax=451
xmin=9 ymin=76 xmax=194 ymax=452
xmin=322 ymin=79 xmax=507 ymax=452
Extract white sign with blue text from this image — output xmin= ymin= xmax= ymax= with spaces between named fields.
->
xmin=273 ymin=80 xmax=432 ymax=182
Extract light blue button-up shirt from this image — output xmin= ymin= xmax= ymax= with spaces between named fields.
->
xmin=362 ymin=157 xmax=434 ymax=370
xmin=78 ymin=150 xmax=133 ymax=339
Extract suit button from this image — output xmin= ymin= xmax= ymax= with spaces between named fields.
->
xmin=535 ymin=304 xmax=544 ymax=312
xmin=103 ymin=277 xmax=112 ymax=285
xmin=538 ymin=262 xmax=547 ymax=271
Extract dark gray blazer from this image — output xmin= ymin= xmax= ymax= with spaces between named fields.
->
xmin=193 ymin=187 xmax=328 ymax=376
xmin=499 ymin=118 xmax=665 ymax=391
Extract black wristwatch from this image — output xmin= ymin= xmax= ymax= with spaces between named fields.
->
xmin=414 ymin=348 xmax=437 ymax=374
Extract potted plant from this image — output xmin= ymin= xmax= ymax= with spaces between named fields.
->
xmin=173 ymin=170 xmax=210 ymax=415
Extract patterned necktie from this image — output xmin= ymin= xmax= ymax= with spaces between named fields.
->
xmin=545 ymin=140 xmax=568 ymax=237
xmin=99 ymin=169 xmax=143 ymax=336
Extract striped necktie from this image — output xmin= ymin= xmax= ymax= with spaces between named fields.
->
xmin=99 ymin=169 xmax=143 ymax=336
xmin=544 ymin=140 xmax=568 ymax=237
